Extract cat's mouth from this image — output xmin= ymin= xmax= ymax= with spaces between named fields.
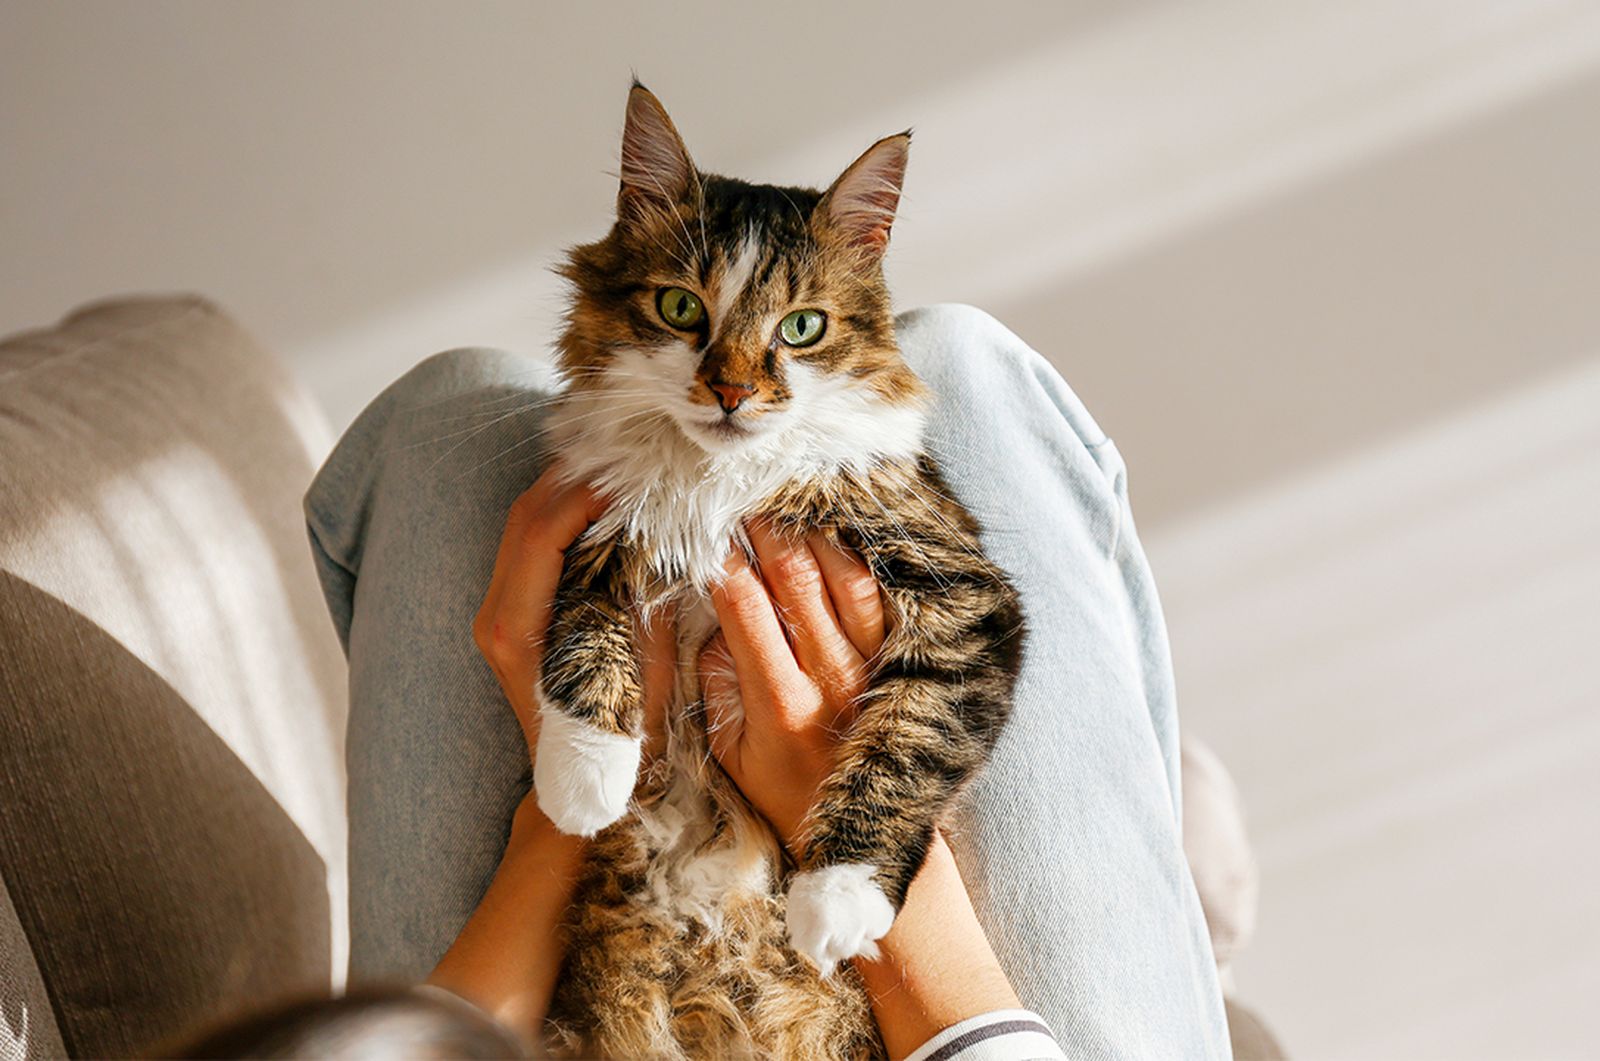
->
xmin=676 ymin=409 xmax=783 ymax=453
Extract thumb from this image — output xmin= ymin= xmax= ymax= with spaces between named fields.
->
xmin=699 ymin=632 xmax=745 ymax=772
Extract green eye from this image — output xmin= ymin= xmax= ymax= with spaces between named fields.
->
xmin=657 ymin=287 xmax=704 ymax=329
xmin=778 ymin=308 xmax=826 ymax=347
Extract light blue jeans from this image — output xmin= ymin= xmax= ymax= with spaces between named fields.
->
xmin=305 ymin=305 xmax=1229 ymax=1057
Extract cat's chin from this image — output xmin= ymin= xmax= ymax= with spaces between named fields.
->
xmin=675 ymin=414 xmax=782 ymax=456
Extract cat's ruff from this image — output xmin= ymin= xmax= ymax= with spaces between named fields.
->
xmin=547 ymin=352 xmax=928 ymax=594
xmin=785 ymin=863 xmax=898 ymax=977
xmin=533 ymin=704 xmax=642 ymax=836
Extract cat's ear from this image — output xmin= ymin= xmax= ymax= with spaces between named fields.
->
xmin=818 ymin=132 xmax=911 ymax=256
xmin=619 ymin=82 xmax=697 ymax=215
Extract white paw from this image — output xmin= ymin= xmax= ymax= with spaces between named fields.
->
xmin=533 ymin=708 xmax=641 ymax=836
xmin=785 ymin=863 xmax=897 ymax=977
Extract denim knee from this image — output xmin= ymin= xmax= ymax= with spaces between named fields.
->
xmin=378 ymin=346 xmax=558 ymax=413
xmin=896 ymin=304 xmax=1127 ymax=532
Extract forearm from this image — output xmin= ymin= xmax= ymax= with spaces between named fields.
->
xmin=427 ymin=795 xmax=587 ymax=1043
xmin=853 ymin=832 xmax=1020 ymax=1059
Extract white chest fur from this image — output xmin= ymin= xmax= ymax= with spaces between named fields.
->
xmin=546 ymin=368 xmax=927 ymax=590
xmin=537 ymin=370 xmax=923 ymax=966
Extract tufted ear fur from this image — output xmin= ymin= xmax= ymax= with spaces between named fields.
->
xmin=619 ymin=82 xmax=697 ymax=215
xmin=817 ymin=132 xmax=910 ymax=256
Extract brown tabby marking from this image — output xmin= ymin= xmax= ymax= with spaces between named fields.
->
xmin=535 ymin=83 xmax=1025 ymax=1059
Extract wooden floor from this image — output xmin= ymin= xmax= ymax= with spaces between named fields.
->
xmin=1147 ymin=361 xmax=1600 ymax=1059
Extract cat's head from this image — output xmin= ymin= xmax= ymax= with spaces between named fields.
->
xmin=557 ymin=83 xmax=925 ymax=458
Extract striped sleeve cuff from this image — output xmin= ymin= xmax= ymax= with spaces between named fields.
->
xmin=903 ymin=1009 xmax=1067 ymax=1061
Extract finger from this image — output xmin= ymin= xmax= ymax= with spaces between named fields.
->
xmin=747 ymin=520 xmax=862 ymax=682
xmin=475 ymin=474 xmax=607 ymax=684
xmin=698 ymin=632 xmax=745 ymax=770
xmin=709 ymin=550 xmax=805 ymax=697
xmin=808 ymin=533 xmax=886 ymax=657
xmin=496 ymin=478 xmax=607 ymax=625
xmin=636 ymin=604 xmax=678 ymax=761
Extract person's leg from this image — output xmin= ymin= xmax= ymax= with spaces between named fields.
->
xmin=305 ymin=308 xmax=1227 ymax=1055
xmin=305 ymin=348 xmax=559 ymax=981
xmin=898 ymin=305 xmax=1227 ymax=1057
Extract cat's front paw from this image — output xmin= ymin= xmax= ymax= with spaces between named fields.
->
xmin=785 ymin=863 xmax=897 ymax=977
xmin=533 ymin=707 xmax=641 ymax=836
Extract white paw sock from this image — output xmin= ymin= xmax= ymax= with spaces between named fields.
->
xmin=785 ymin=863 xmax=897 ymax=977
xmin=533 ymin=707 xmax=641 ymax=836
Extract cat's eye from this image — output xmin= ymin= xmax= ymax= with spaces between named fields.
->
xmin=778 ymin=309 xmax=826 ymax=348
xmin=657 ymin=287 xmax=705 ymax=329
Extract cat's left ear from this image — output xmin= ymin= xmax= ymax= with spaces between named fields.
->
xmin=619 ymin=82 xmax=698 ymax=215
xmin=818 ymin=131 xmax=911 ymax=256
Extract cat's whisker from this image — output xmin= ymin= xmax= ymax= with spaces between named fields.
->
xmin=410 ymin=391 xmax=667 ymax=470
xmin=394 ymin=369 xmax=550 ymax=414
xmin=422 ymin=391 xmax=570 ymax=425
xmin=406 ymin=405 xmax=552 ymax=466
xmin=451 ymin=433 xmax=547 ymax=481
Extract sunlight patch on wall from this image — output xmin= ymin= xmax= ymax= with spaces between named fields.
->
xmin=1146 ymin=358 xmax=1600 ymax=1058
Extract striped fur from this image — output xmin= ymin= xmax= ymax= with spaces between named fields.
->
xmin=534 ymin=84 xmax=1024 ymax=1059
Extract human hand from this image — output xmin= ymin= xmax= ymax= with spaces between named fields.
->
xmin=445 ymin=465 xmax=667 ymax=1037
xmin=701 ymin=519 xmax=886 ymax=855
xmin=473 ymin=465 xmax=677 ymax=778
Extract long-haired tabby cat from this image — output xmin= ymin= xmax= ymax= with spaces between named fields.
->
xmin=532 ymin=82 xmax=1025 ymax=1059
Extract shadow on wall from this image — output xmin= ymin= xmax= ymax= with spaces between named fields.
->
xmin=991 ymin=63 xmax=1600 ymax=528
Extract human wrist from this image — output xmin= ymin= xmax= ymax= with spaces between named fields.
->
xmin=852 ymin=833 xmax=1019 ymax=1058
xmin=427 ymin=794 xmax=590 ymax=1040
xmin=505 ymin=792 xmax=589 ymax=880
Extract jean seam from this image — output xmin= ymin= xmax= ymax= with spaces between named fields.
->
xmin=1083 ymin=438 xmax=1126 ymax=558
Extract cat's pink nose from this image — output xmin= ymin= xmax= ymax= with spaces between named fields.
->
xmin=710 ymin=380 xmax=755 ymax=413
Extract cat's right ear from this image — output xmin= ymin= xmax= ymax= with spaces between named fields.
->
xmin=618 ymin=82 xmax=697 ymax=216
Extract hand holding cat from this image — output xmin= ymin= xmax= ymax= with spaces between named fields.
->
xmin=473 ymin=466 xmax=677 ymax=773
xmin=472 ymin=463 xmax=878 ymax=844
xmin=702 ymin=519 xmax=885 ymax=855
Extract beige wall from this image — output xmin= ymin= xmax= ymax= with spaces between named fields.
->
xmin=5 ymin=2 xmax=1598 ymax=1056
xmin=9 ymin=1 xmax=1599 ymax=514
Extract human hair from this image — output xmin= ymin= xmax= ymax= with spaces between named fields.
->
xmin=160 ymin=986 xmax=526 ymax=1059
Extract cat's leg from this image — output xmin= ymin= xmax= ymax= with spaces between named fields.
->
xmin=785 ymin=474 xmax=1023 ymax=974
xmin=534 ymin=539 xmax=646 ymax=836
xmin=783 ymin=668 xmax=1012 ymax=974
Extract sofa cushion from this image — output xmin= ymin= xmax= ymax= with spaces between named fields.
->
xmin=0 ymin=874 xmax=65 ymax=1061
xmin=0 ymin=296 xmax=347 ymax=1057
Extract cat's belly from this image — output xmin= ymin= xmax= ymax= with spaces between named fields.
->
xmin=543 ymin=602 xmax=882 ymax=1059
xmin=546 ymin=806 xmax=880 ymax=1061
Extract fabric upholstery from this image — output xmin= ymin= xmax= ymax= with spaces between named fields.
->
xmin=1181 ymin=737 xmax=1284 ymax=1055
xmin=1181 ymin=734 xmax=1260 ymax=979
xmin=0 ymin=875 xmax=64 ymax=1061
xmin=1226 ymin=998 xmax=1289 ymax=1060
xmin=0 ymin=296 xmax=347 ymax=1057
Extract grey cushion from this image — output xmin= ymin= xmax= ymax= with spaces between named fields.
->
xmin=0 ymin=297 xmax=347 ymax=1057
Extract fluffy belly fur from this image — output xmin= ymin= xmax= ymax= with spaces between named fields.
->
xmin=543 ymin=601 xmax=883 ymax=1060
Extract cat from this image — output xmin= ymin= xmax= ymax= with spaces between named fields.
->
xmin=532 ymin=82 xmax=1025 ymax=1060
